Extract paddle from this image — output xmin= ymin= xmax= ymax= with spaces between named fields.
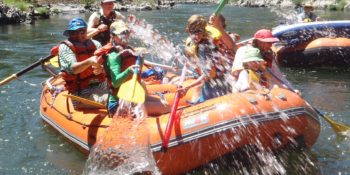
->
xmin=63 ymin=94 xmax=105 ymax=108
xmin=214 ymin=0 xmax=229 ymax=15
xmin=0 ymin=46 xmax=58 ymax=86
xmin=161 ymin=62 xmax=188 ymax=151
xmin=267 ymin=68 xmax=350 ymax=134
xmin=117 ymin=56 xmax=146 ymax=104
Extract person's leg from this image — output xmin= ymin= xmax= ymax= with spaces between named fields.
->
xmin=72 ymin=81 xmax=109 ymax=109
xmin=144 ymin=95 xmax=170 ymax=116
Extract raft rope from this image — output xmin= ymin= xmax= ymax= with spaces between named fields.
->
xmin=45 ymin=78 xmax=64 ymax=107
xmin=43 ymin=77 xmax=109 ymax=128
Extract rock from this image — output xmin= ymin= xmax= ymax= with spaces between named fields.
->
xmin=50 ymin=3 xmax=85 ymax=14
xmin=0 ymin=3 xmax=27 ymax=25
xmin=344 ymin=3 xmax=350 ymax=11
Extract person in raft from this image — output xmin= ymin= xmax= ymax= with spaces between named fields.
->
xmin=232 ymin=29 xmax=284 ymax=81
xmin=94 ymin=20 xmax=170 ymax=116
xmin=297 ymin=3 xmax=320 ymax=23
xmin=58 ymin=17 xmax=108 ymax=109
xmin=179 ymin=14 xmax=231 ymax=103
xmin=208 ymin=14 xmax=240 ymax=57
xmin=87 ymin=0 xmax=124 ymax=46
xmin=232 ymin=47 xmax=273 ymax=93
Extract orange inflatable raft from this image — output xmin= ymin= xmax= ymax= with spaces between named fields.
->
xmin=274 ymin=37 xmax=350 ymax=67
xmin=40 ymin=76 xmax=320 ymax=174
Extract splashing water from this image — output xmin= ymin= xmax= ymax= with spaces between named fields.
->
xmin=128 ymin=16 xmax=187 ymax=65
xmin=83 ymin=101 xmax=160 ymax=175
xmin=269 ymin=6 xmax=300 ymax=25
xmin=191 ymin=125 xmax=320 ymax=175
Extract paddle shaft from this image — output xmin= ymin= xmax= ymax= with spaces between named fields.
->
xmin=162 ymin=92 xmax=181 ymax=149
xmin=0 ymin=54 xmax=55 ymax=86
xmin=162 ymin=62 xmax=188 ymax=150
xmin=214 ymin=0 xmax=228 ymax=15
xmin=63 ymin=94 xmax=105 ymax=108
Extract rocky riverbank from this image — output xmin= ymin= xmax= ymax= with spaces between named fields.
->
xmin=232 ymin=0 xmax=350 ymax=10
xmin=1 ymin=0 xmax=349 ymax=25
xmin=0 ymin=3 xmax=28 ymax=24
xmin=0 ymin=0 xmax=176 ymax=25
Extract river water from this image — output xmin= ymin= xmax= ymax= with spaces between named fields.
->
xmin=0 ymin=4 xmax=349 ymax=175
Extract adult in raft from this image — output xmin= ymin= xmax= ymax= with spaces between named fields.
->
xmin=232 ymin=29 xmax=284 ymax=80
xmin=94 ymin=20 xmax=170 ymax=116
xmin=208 ymin=14 xmax=240 ymax=57
xmin=180 ymin=14 xmax=231 ymax=103
xmin=232 ymin=30 xmax=297 ymax=93
xmin=87 ymin=0 xmax=124 ymax=46
xmin=58 ymin=17 xmax=108 ymax=109
xmin=297 ymin=3 xmax=320 ymax=23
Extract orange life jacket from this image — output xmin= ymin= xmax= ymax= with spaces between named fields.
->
xmin=60 ymin=39 xmax=106 ymax=93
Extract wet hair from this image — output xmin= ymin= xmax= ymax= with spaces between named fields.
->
xmin=218 ymin=14 xmax=227 ymax=29
xmin=186 ymin=15 xmax=207 ymax=33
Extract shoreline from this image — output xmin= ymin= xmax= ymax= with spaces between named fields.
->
xmin=1 ymin=1 xmax=349 ymax=25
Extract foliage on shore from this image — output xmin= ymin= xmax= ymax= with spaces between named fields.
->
xmin=3 ymin=0 xmax=30 ymax=11
xmin=2 ymin=0 xmax=349 ymax=11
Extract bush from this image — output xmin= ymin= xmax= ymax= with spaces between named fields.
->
xmin=292 ymin=0 xmax=305 ymax=6
xmin=37 ymin=7 xmax=49 ymax=15
xmin=329 ymin=0 xmax=347 ymax=11
xmin=83 ymin=0 xmax=95 ymax=6
xmin=4 ymin=0 xmax=30 ymax=11
xmin=18 ymin=3 xmax=28 ymax=11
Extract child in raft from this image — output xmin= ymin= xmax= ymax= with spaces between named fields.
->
xmin=94 ymin=20 xmax=170 ymax=116
xmin=232 ymin=47 xmax=273 ymax=93
xmin=178 ymin=14 xmax=231 ymax=102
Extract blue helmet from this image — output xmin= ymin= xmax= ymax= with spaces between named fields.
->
xmin=63 ymin=18 xmax=87 ymax=36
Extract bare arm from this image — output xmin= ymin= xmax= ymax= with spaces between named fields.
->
xmin=209 ymin=15 xmax=235 ymax=51
xmin=87 ymin=12 xmax=108 ymax=39
xmin=71 ymin=56 xmax=100 ymax=75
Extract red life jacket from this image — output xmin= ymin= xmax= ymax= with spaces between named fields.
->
xmin=60 ymin=39 xmax=106 ymax=93
xmin=101 ymin=46 xmax=137 ymax=96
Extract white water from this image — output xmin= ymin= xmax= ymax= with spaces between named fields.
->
xmin=84 ymin=102 xmax=160 ymax=175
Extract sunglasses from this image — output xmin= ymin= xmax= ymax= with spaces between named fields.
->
xmin=189 ymin=29 xmax=205 ymax=35
xmin=71 ymin=28 xmax=87 ymax=35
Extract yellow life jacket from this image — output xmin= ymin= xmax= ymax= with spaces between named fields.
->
xmin=248 ymin=69 xmax=270 ymax=89
xmin=303 ymin=18 xmax=312 ymax=23
xmin=184 ymin=26 xmax=223 ymax=79
xmin=184 ymin=25 xmax=222 ymax=58
xmin=205 ymin=25 xmax=222 ymax=40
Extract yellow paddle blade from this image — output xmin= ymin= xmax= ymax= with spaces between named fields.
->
xmin=117 ymin=75 xmax=145 ymax=104
xmin=63 ymin=94 xmax=106 ymax=108
xmin=50 ymin=56 xmax=59 ymax=67
xmin=322 ymin=114 xmax=350 ymax=133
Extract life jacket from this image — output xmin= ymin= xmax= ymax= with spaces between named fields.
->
xmin=102 ymin=46 xmax=137 ymax=97
xmin=248 ymin=68 xmax=270 ymax=89
xmin=60 ymin=39 xmax=106 ymax=93
xmin=92 ymin=11 xmax=117 ymax=46
xmin=303 ymin=18 xmax=312 ymax=22
xmin=185 ymin=25 xmax=222 ymax=58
